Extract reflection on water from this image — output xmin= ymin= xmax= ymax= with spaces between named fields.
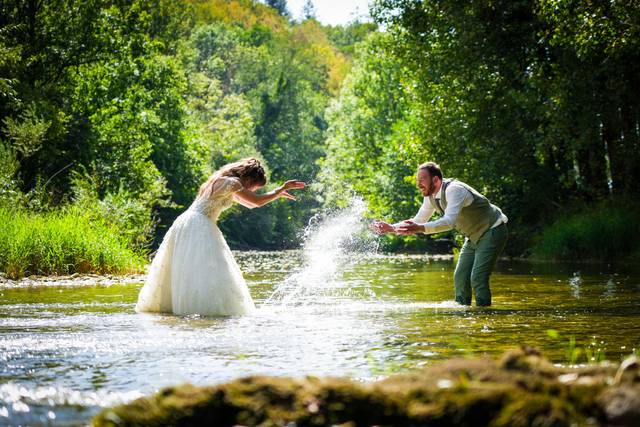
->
xmin=1 ymin=251 xmax=640 ymax=425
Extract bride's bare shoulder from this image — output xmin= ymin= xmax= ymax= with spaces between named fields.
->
xmin=210 ymin=176 xmax=243 ymax=196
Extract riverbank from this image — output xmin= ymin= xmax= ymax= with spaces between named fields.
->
xmin=0 ymin=272 xmax=146 ymax=288
xmin=0 ymin=252 xmax=459 ymax=287
xmin=3 ymin=250 xmax=639 ymax=290
xmin=94 ymin=346 xmax=639 ymax=426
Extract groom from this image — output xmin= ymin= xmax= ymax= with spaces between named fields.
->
xmin=371 ymin=162 xmax=508 ymax=306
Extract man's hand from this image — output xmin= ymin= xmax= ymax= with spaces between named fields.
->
xmin=369 ymin=220 xmax=396 ymax=234
xmin=394 ymin=220 xmax=424 ymax=235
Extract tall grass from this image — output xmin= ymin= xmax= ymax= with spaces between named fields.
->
xmin=533 ymin=199 xmax=640 ymax=261
xmin=0 ymin=207 xmax=146 ymax=279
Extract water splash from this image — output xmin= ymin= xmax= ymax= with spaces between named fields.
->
xmin=569 ymin=271 xmax=582 ymax=299
xmin=265 ymin=197 xmax=378 ymax=306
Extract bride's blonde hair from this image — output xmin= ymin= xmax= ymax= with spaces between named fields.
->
xmin=197 ymin=158 xmax=267 ymax=198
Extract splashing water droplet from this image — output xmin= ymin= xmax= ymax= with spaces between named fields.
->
xmin=265 ymin=197 xmax=378 ymax=306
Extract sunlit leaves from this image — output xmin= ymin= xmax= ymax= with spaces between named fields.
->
xmin=190 ymin=0 xmax=288 ymax=33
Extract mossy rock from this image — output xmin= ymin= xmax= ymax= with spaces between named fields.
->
xmin=94 ymin=347 xmax=638 ymax=427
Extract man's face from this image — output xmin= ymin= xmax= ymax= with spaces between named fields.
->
xmin=416 ymin=169 xmax=435 ymax=197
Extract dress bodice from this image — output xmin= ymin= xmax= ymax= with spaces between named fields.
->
xmin=187 ymin=177 xmax=243 ymax=222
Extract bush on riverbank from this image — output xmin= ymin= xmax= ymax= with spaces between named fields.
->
xmin=0 ymin=207 xmax=145 ymax=279
xmin=94 ymin=346 xmax=640 ymax=427
xmin=533 ymin=199 xmax=640 ymax=261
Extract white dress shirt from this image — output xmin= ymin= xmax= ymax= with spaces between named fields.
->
xmin=396 ymin=181 xmax=508 ymax=234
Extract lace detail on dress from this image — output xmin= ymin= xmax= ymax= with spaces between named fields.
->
xmin=188 ymin=177 xmax=243 ymax=221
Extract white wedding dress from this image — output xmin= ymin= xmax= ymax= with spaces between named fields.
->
xmin=135 ymin=177 xmax=255 ymax=316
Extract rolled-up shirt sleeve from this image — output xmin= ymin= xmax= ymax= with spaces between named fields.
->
xmin=412 ymin=198 xmax=434 ymax=224
xmin=417 ymin=185 xmax=469 ymax=234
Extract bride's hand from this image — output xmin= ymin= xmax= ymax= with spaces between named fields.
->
xmin=277 ymin=180 xmax=305 ymax=200
xmin=281 ymin=180 xmax=305 ymax=191
xmin=280 ymin=191 xmax=296 ymax=200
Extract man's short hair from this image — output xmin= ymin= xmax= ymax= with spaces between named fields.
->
xmin=418 ymin=162 xmax=443 ymax=180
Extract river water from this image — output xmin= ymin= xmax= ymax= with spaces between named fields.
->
xmin=1 ymin=251 xmax=639 ymax=425
xmin=2 ymin=197 xmax=640 ymax=426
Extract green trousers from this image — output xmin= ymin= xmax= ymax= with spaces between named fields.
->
xmin=453 ymin=223 xmax=508 ymax=306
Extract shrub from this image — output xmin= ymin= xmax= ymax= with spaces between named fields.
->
xmin=0 ymin=207 xmax=145 ymax=279
xmin=70 ymin=172 xmax=164 ymax=251
xmin=533 ymin=198 xmax=640 ymax=261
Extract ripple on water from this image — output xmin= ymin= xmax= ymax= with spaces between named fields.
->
xmin=0 ymin=382 xmax=143 ymax=426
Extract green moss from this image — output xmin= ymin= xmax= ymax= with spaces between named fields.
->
xmin=94 ymin=347 xmax=640 ymax=427
xmin=493 ymin=394 xmax=576 ymax=427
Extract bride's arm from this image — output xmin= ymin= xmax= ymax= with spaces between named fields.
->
xmin=233 ymin=180 xmax=305 ymax=209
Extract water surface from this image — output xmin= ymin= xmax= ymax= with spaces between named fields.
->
xmin=1 ymin=251 xmax=639 ymax=426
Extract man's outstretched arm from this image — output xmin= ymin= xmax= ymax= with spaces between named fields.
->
xmin=370 ymin=198 xmax=434 ymax=235
xmin=396 ymin=186 xmax=468 ymax=235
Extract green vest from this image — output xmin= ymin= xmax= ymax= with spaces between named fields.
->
xmin=429 ymin=179 xmax=503 ymax=244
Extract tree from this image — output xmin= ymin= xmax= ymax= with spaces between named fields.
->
xmin=265 ymin=0 xmax=290 ymax=17
xmin=181 ymin=13 xmax=345 ymax=248
xmin=319 ymin=33 xmax=417 ymax=216
xmin=302 ymin=0 xmax=316 ymax=20
xmin=536 ymin=0 xmax=640 ymax=196
xmin=0 ymin=0 xmax=193 ymax=200
xmin=0 ymin=0 xmax=368 ymax=252
xmin=339 ymin=0 xmax=640 ymax=253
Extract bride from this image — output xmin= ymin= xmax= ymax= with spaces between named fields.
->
xmin=135 ymin=158 xmax=305 ymax=316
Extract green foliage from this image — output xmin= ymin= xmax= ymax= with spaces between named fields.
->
xmin=183 ymin=23 xmax=262 ymax=166
xmin=180 ymin=12 xmax=347 ymax=247
xmin=364 ymin=1 xmax=554 ymax=253
xmin=2 ymin=104 xmax=50 ymax=157
xmin=71 ymin=172 xmax=159 ymax=251
xmin=0 ymin=0 xmax=202 ymax=218
xmin=318 ymin=32 xmax=447 ymax=251
xmin=72 ymin=51 xmax=203 ymax=208
xmin=0 ymin=0 xmax=363 ymax=258
xmin=534 ymin=199 xmax=640 ymax=261
xmin=0 ymin=140 xmax=21 ymax=206
xmin=302 ymin=0 xmax=316 ymax=21
xmin=5 ymin=0 xmax=635 ymax=263
xmin=319 ymin=33 xmax=416 ymax=215
xmin=324 ymin=21 xmax=378 ymax=57
xmin=315 ymin=0 xmax=640 ymax=256
xmin=0 ymin=207 xmax=145 ymax=279
xmin=0 ymin=0 xmax=358 ymax=258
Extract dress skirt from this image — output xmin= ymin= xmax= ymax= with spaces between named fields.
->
xmin=135 ymin=210 xmax=255 ymax=316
